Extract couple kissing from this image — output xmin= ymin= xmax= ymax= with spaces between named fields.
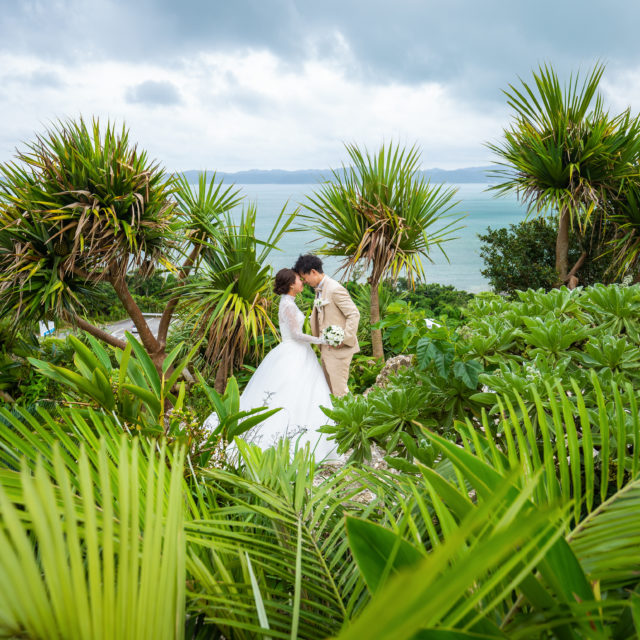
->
xmin=203 ymin=253 xmax=360 ymax=461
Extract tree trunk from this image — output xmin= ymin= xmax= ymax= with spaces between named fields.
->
xmin=65 ymin=312 xmax=127 ymax=350
xmin=214 ymin=353 xmax=230 ymax=393
xmin=111 ymin=274 xmax=161 ymax=356
xmin=556 ymin=207 xmax=570 ymax=283
xmin=369 ymin=280 xmax=384 ymax=360
xmin=565 ymin=251 xmax=587 ymax=290
xmin=157 ymin=242 xmax=202 ymax=349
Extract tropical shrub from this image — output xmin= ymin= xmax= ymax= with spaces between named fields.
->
xmin=332 ymin=283 xmax=640 ymax=466
xmin=390 ymin=279 xmax=473 ymax=316
xmin=0 ymin=325 xmax=72 ymax=406
xmin=348 ymin=354 xmax=385 ymax=394
xmin=323 ymin=322 xmax=485 ymax=462
xmin=466 ymin=284 xmax=640 ymax=423
xmin=4 ymin=374 xmax=640 ymax=637
xmin=479 ymin=217 xmax=615 ymax=296
xmin=488 ymin=63 xmax=640 ymax=284
xmin=337 ymin=381 xmax=640 ymax=638
xmin=0 ymin=411 xmax=186 ymax=640
xmin=178 ymin=203 xmax=294 ymax=391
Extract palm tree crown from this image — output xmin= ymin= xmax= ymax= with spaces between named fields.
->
xmin=488 ymin=63 xmax=640 ymax=284
xmin=302 ymin=142 xmax=463 ymax=358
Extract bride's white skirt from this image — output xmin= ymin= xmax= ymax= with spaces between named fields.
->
xmin=204 ymin=340 xmax=339 ymax=461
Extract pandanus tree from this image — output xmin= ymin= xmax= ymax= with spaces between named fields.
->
xmin=0 ymin=118 xmax=241 ymax=374
xmin=488 ymin=63 xmax=640 ymax=286
xmin=302 ymin=142 xmax=462 ymax=360
xmin=605 ymin=177 xmax=640 ymax=278
xmin=179 ymin=203 xmax=295 ymax=391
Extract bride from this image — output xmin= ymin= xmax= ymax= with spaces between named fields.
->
xmin=204 ymin=268 xmax=338 ymax=460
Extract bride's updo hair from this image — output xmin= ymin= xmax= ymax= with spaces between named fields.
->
xmin=274 ymin=268 xmax=297 ymax=295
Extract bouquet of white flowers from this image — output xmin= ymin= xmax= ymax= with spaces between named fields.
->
xmin=321 ymin=325 xmax=345 ymax=347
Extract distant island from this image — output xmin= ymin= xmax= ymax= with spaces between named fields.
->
xmin=179 ymin=166 xmax=495 ymax=185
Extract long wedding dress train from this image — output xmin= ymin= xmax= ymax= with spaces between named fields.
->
xmin=204 ymin=294 xmax=339 ymax=461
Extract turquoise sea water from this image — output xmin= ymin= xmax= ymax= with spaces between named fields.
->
xmin=228 ymin=183 xmax=530 ymax=293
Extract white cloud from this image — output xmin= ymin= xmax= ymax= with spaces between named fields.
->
xmin=0 ymin=48 xmax=510 ymax=171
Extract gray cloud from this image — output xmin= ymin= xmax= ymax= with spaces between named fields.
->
xmin=0 ymin=0 xmax=640 ymax=93
xmin=125 ymin=80 xmax=181 ymax=106
xmin=2 ymin=0 xmax=640 ymax=170
xmin=2 ymin=0 xmax=640 ymax=107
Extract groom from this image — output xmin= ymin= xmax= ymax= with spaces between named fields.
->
xmin=293 ymin=254 xmax=360 ymax=397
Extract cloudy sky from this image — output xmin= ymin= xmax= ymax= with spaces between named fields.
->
xmin=1 ymin=0 xmax=640 ymax=172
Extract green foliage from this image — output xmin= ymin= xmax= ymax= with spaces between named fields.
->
xmin=479 ymin=217 xmax=616 ymax=296
xmin=466 ymin=284 xmax=640 ymax=421
xmin=178 ymin=202 xmax=295 ymax=387
xmin=391 ymin=279 xmax=473 ymax=316
xmin=348 ymin=354 xmax=385 ymax=394
xmin=325 ymin=311 xmax=488 ymax=462
xmin=3 ymin=369 xmax=640 ymax=636
xmin=488 ymin=63 xmax=640 ymax=235
xmin=322 ymin=386 xmax=427 ymax=462
xmin=185 ymin=440 xmax=375 ymax=639
xmin=345 ymin=517 xmax=423 ymax=594
xmin=192 ymin=372 xmax=281 ymax=465
xmin=0 ymin=324 xmax=72 ymax=405
xmin=29 ymin=332 xmax=197 ymax=435
xmin=0 ymin=118 xmax=177 ymax=325
xmin=376 ymin=299 xmax=437 ymax=355
xmin=0 ymin=421 xmax=186 ymax=640
xmin=333 ymin=375 xmax=640 ymax=638
xmin=331 ymin=282 xmax=640 ymax=468
xmin=479 ymin=217 xmax=570 ymax=294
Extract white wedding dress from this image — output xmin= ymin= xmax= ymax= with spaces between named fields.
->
xmin=204 ymin=294 xmax=339 ymax=461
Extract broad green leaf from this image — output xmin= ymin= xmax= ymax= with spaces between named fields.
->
xmin=346 ymin=517 xmax=424 ymax=593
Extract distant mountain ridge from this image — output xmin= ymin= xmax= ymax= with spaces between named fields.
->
xmin=179 ymin=166 xmax=495 ymax=184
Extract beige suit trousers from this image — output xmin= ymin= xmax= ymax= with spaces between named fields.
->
xmin=320 ymin=347 xmax=352 ymax=397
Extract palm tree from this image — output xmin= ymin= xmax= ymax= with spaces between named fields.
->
xmin=0 ymin=118 xmax=241 ymax=373
xmin=179 ymin=203 xmax=295 ymax=391
xmin=488 ymin=63 xmax=640 ymax=286
xmin=302 ymin=142 xmax=463 ymax=359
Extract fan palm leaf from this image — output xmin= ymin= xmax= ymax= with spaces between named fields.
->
xmin=456 ymin=370 xmax=638 ymax=528
xmin=185 ymin=440 xmax=381 ymax=639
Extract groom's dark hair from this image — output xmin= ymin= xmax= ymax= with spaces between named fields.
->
xmin=293 ymin=254 xmax=323 ymax=274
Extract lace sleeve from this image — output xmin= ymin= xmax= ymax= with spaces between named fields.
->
xmin=281 ymin=298 xmax=324 ymax=344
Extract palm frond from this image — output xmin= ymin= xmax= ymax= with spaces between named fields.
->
xmin=0 ymin=432 xmax=185 ymax=640
xmin=301 ymin=141 xmax=464 ymax=286
xmin=185 ymin=440 xmax=377 ymax=639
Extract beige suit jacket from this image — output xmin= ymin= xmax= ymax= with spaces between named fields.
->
xmin=310 ymin=276 xmax=360 ymax=360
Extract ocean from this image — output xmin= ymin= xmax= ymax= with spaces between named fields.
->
xmin=227 ymin=183 xmax=530 ymax=293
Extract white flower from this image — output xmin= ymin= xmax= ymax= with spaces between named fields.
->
xmin=321 ymin=325 xmax=345 ymax=347
xmin=314 ymin=298 xmax=330 ymax=310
